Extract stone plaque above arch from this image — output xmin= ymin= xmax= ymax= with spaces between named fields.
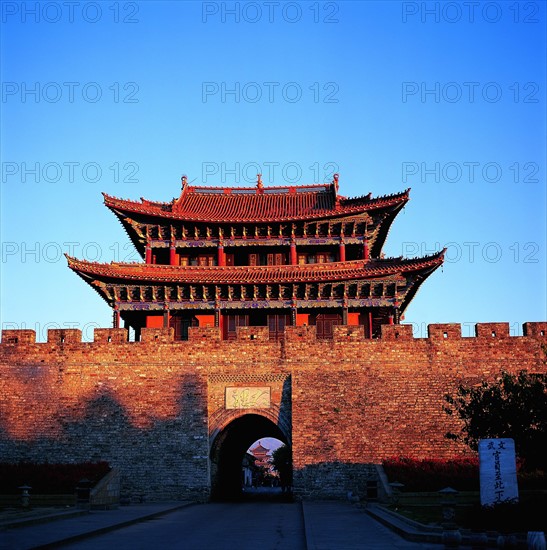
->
xmin=225 ymin=386 xmax=271 ymax=409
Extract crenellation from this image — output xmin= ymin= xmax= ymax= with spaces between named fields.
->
xmin=47 ymin=328 xmax=82 ymax=344
xmin=333 ymin=325 xmax=365 ymax=341
xmin=380 ymin=324 xmax=413 ymax=341
xmin=140 ymin=327 xmax=174 ymax=343
xmin=94 ymin=328 xmax=128 ymax=343
xmin=1 ymin=329 xmax=36 ymax=344
xmin=2 ymin=321 xmax=547 ymax=349
xmin=284 ymin=325 xmax=317 ymax=342
xmin=522 ymin=321 xmax=547 ymax=338
xmin=188 ymin=327 xmax=221 ymax=341
xmin=475 ymin=322 xmax=510 ymax=339
xmin=427 ymin=323 xmax=462 ymax=340
xmin=235 ymin=326 xmax=270 ymax=340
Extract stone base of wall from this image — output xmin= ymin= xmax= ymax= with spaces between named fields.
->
xmin=293 ymin=462 xmax=379 ymax=500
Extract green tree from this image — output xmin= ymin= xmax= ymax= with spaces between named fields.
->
xmin=444 ymin=370 xmax=547 ymax=471
xmin=271 ymin=444 xmax=292 ymax=491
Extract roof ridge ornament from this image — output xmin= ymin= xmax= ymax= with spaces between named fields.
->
xmin=332 ymin=173 xmax=340 ymax=208
xmin=173 ymin=174 xmax=189 ymax=212
xmin=256 ymin=173 xmax=264 ymax=193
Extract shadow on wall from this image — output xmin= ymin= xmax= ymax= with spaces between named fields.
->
xmin=0 ymin=374 xmax=209 ymax=502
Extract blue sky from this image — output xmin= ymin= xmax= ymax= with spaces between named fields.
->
xmin=1 ymin=0 xmax=545 ymax=340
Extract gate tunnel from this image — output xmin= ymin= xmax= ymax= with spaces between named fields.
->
xmin=210 ymin=413 xmax=289 ymax=500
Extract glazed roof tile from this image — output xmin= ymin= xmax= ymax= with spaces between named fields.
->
xmin=66 ymin=251 xmax=445 ymax=286
xmin=103 ymin=184 xmax=409 ymax=223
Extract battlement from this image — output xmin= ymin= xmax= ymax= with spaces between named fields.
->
xmin=1 ymin=322 xmax=545 ymax=346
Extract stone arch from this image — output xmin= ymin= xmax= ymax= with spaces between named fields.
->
xmin=209 ymin=410 xmax=290 ymax=500
xmin=209 ymin=405 xmax=291 ymax=450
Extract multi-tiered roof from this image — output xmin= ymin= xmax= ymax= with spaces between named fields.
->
xmin=67 ymin=175 xmax=444 ymax=340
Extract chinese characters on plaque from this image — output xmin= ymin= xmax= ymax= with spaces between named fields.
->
xmin=479 ymin=438 xmax=519 ymax=507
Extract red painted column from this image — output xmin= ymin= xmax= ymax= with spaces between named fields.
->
xmin=368 ymin=311 xmax=373 ymax=339
xmin=339 ymin=240 xmax=346 ymax=262
xmin=363 ymin=237 xmax=369 ymax=260
xmin=145 ymin=240 xmax=152 ymax=264
xmin=389 ymin=314 xmax=394 ymax=325
xmin=169 ymin=243 xmax=177 ymax=265
xmin=290 ymin=241 xmax=297 ymax=265
xmin=218 ymin=243 xmax=225 ymax=266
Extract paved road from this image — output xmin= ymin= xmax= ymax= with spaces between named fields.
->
xmin=56 ymin=501 xmax=446 ymax=550
xmin=303 ymin=502 xmax=444 ymax=550
xmin=62 ymin=502 xmax=307 ymax=550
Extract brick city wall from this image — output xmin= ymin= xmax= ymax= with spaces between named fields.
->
xmin=1 ymin=322 xmax=545 ymax=500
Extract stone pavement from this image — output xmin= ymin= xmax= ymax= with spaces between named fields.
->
xmin=0 ymin=499 xmax=509 ymax=549
xmin=302 ymin=501 xmax=444 ymax=549
xmin=0 ymin=502 xmax=190 ymax=549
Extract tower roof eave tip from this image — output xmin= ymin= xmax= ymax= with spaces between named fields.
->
xmin=102 ymin=192 xmax=116 ymax=207
xmin=64 ymin=253 xmax=77 ymax=268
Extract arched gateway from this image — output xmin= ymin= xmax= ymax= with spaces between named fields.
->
xmin=207 ymin=375 xmax=292 ymax=499
xmin=209 ymin=411 xmax=290 ymax=499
